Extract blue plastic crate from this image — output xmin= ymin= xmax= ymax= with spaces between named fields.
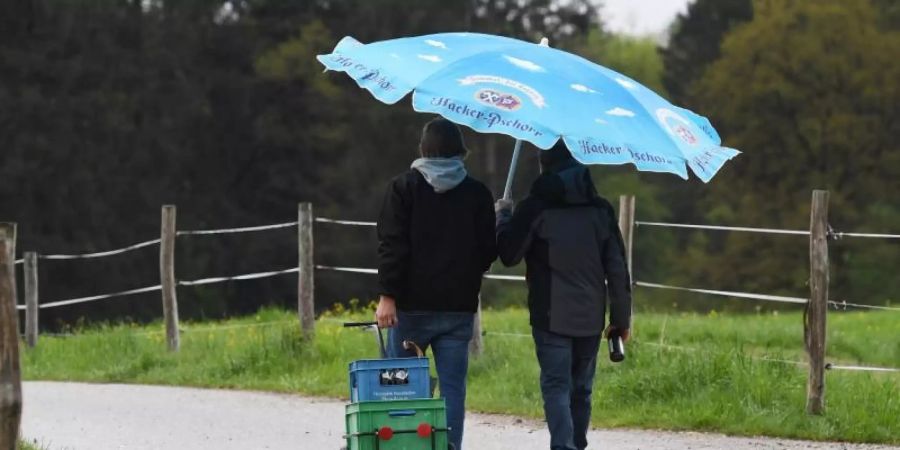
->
xmin=349 ymin=357 xmax=431 ymax=403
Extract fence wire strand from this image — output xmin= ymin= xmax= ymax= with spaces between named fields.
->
xmin=315 ymin=265 xmax=378 ymax=274
xmin=636 ymin=281 xmax=809 ymax=305
xmin=315 ymin=217 xmax=378 ymax=227
xmin=484 ymin=274 xmax=527 ymax=281
xmin=40 ymin=285 xmax=162 ymax=309
xmin=177 ymin=221 xmax=298 ymax=236
xmin=636 ymin=221 xmax=900 ymax=241
xmin=833 ymin=231 xmax=900 ymax=240
xmin=178 ymin=267 xmax=299 ymax=286
xmin=638 ymin=281 xmax=900 ymax=311
xmin=636 ymin=221 xmax=809 ymax=236
xmin=827 ymin=300 xmax=900 ymax=312
xmin=39 ymin=238 xmax=160 ymax=260
xmin=826 ymin=363 xmax=900 ymax=373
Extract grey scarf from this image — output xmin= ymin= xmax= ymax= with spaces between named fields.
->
xmin=411 ymin=156 xmax=468 ymax=193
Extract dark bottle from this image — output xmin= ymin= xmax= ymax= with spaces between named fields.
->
xmin=608 ymin=331 xmax=625 ymax=363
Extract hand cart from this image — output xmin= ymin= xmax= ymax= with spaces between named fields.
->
xmin=341 ymin=322 xmax=453 ymax=450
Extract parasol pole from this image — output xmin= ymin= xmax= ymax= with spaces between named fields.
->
xmin=501 ymin=37 xmax=549 ymax=201
xmin=502 ymin=140 xmax=523 ymax=200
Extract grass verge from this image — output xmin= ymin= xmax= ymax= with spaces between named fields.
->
xmin=19 ymin=439 xmax=48 ymax=450
xmin=22 ymin=307 xmax=900 ymax=444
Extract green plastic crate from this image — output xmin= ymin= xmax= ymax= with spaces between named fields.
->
xmin=345 ymin=398 xmax=449 ymax=450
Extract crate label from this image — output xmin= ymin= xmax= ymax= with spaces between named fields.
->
xmin=374 ymin=390 xmax=418 ymax=399
xmin=379 ymin=368 xmax=411 ymax=385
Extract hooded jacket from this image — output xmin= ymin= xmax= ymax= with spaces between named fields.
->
xmin=377 ymin=168 xmax=497 ymax=312
xmin=410 ymin=156 xmax=467 ymax=193
xmin=496 ymin=162 xmax=632 ymax=336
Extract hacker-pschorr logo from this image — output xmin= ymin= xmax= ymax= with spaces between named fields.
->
xmin=656 ymin=108 xmax=699 ymax=146
xmin=475 ymin=89 xmax=522 ymax=111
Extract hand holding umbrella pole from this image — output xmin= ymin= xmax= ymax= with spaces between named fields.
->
xmin=502 ymin=37 xmax=549 ymax=202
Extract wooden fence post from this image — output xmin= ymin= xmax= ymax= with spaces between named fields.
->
xmin=469 ymin=298 xmax=484 ymax=357
xmin=24 ymin=252 xmax=38 ymax=348
xmin=806 ymin=190 xmax=829 ymax=415
xmin=298 ymin=202 xmax=315 ymax=339
xmin=0 ymin=223 xmax=22 ymax=449
xmin=618 ymin=195 xmax=636 ymax=276
xmin=160 ymin=205 xmax=180 ymax=352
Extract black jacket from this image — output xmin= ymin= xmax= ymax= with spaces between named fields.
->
xmin=377 ymin=169 xmax=497 ymax=312
xmin=496 ymin=162 xmax=632 ymax=336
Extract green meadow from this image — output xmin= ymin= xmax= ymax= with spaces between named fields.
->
xmin=22 ymin=307 xmax=900 ymax=444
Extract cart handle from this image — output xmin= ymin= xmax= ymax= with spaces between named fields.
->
xmin=343 ymin=321 xmax=378 ymax=328
xmin=343 ymin=321 xmax=388 ymax=357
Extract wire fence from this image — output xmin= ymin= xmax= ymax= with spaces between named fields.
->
xmin=13 ymin=219 xmax=304 ymax=310
xmin=10 ymin=209 xmax=899 ymax=375
xmin=312 ymin=265 xmax=900 ymax=312
xmin=636 ymin=221 xmax=900 ymax=240
xmin=16 ymin=215 xmax=900 ymax=312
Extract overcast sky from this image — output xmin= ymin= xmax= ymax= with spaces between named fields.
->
xmin=601 ymin=0 xmax=694 ymax=36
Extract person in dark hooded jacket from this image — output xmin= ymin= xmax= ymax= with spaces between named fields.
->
xmin=495 ymin=141 xmax=631 ymax=450
xmin=375 ymin=117 xmax=497 ymax=450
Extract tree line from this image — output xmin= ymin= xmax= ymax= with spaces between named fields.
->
xmin=1 ymin=0 xmax=897 ymax=328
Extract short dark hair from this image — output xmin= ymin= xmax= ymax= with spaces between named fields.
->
xmin=539 ymin=140 xmax=575 ymax=170
xmin=419 ymin=117 xmax=469 ymax=158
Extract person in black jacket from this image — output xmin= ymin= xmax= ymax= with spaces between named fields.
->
xmin=495 ymin=142 xmax=632 ymax=450
xmin=375 ymin=117 xmax=497 ymax=450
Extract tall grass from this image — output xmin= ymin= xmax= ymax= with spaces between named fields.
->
xmin=18 ymin=439 xmax=49 ymax=450
xmin=22 ymin=307 xmax=900 ymax=444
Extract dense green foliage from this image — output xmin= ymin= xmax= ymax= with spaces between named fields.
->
xmin=660 ymin=0 xmax=753 ymax=105
xmin=1 ymin=0 xmax=898 ymax=330
xmin=687 ymin=0 xmax=900 ymax=302
xmin=22 ymin=308 xmax=900 ymax=443
xmin=0 ymin=0 xmax=605 ymax=326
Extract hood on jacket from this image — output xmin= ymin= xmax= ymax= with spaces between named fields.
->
xmin=411 ymin=156 xmax=468 ymax=193
xmin=530 ymin=160 xmax=597 ymax=205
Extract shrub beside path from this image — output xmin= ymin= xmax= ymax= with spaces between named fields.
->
xmin=21 ymin=382 xmax=898 ymax=450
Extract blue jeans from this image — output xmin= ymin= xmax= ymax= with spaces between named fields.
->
xmin=388 ymin=311 xmax=474 ymax=450
xmin=532 ymin=327 xmax=601 ymax=450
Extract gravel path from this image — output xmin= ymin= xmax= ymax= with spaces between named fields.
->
xmin=21 ymin=381 xmax=898 ymax=450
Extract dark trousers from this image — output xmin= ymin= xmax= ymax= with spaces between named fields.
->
xmin=388 ymin=311 xmax=475 ymax=450
xmin=532 ymin=327 xmax=601 ymax=450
